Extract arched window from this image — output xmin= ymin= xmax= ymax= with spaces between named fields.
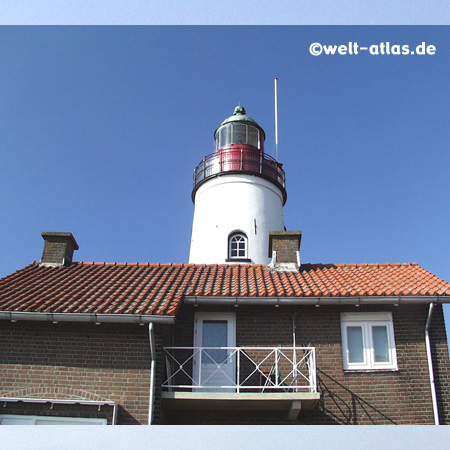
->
xmin=228 ymin=232 xmax=248 ymax=260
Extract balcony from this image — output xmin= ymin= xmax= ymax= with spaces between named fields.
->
xmin=161 ymin=346 xmax=320 ymax=420
xmin=192 ymin=148 xmax=287 ymax=205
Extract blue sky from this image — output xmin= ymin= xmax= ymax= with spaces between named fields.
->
xmin=0 ymin=0 xmax=449 ymax=24
xmin=1 ymin=26 xmax=449 ymax=339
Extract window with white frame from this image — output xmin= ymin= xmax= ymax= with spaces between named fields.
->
xmin=341 ymin=312 xmax=397 ymax=371
xmin=0 ymin=414 xmax=107 ymax=425
xmin=228 ymin=232 xmax=247 ymax=259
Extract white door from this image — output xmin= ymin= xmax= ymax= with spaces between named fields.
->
xmin=193 ymin=312 xmax=236 ymax=391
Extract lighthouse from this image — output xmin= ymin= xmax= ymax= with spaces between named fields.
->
xmin=189 ymin=105 xmax=287 ymax=265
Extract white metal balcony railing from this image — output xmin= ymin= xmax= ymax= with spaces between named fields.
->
xmin=162 ymin=347 xmax=317 ymax=394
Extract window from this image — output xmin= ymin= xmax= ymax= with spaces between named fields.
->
xmin=202 ymin=320 xmax=228 ymax=364
xmin=215 ymin=123 xmax=261 ymax=151
xmin=247 ymin=125 xmax=260 ymax=148
xmin=228 ymin=232 xmax=247 ymax=259
xmin=0 ymin=415 xmax=107 ymax=425
xmin=341 ymin=312 xmax=397 ymax=371
xmin=232 ymin=123 xmax=247 ymax=145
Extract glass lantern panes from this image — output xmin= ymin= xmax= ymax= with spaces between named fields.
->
xmin=215 ymin=123 xmax=260 ymax=151
xmin=217 ymin=124 xmax=232 ymax=150
xmin=232 ymin=123 xmax=247 ymax=144
xmin=247 ymin=126 xmax=259 ymax=148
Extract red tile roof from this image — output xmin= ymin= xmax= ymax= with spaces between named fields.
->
xmin=0 ymin=262 xmax=449 ymax=317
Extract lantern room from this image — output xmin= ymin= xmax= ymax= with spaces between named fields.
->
xmin=192 ymin=106 xmax=287 ymax=205
xmin=214 ymin=105 xmax=265 ymax=152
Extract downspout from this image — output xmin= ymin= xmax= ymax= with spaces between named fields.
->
xmin=112 ymin=402 xmax=118 ymax=425
xmin=148 ymin=322 xmax=156 ymax=425
xmin=425 ymin=303 xmax=440 ymax=425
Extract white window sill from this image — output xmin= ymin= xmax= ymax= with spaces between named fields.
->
xmin=226 ymin=258 xmax=251 ymax=263
xmin=343 ymin=368 xmax=399 ymax=374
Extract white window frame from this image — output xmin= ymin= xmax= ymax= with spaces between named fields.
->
xmin=0 ymin=414 xmax=107 ymax=425
xmin=228 ymin=232 xmax=248 ymax=260
xmin=341 ymin=312 xmax=397 ymax=371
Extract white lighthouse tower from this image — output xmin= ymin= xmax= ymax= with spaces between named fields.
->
xmin=189 ymin=105 xmax=287 ymax=265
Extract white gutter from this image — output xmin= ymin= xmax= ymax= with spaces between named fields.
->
xmin=148 ymin=322 xmax=156 ymax=425
xmin=0 ymin=311 xmax=175 ymax=325
xmin=0 ymin=397 xmax=118 ymax=425
xmin=425 ymin=303 xmax=440 ymax=425
xmin=184 ymin=295 xmax=450 ymax=306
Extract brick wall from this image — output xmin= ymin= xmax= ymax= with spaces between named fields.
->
xmin=166 ymin=303 xmax=450 ymax=425
xmin=2 ymin=304 xmax=448 ymax=425
xmin=268 ymin=231 xmax=301 ymax=263
xmin=0 ymin=321 xmax=169 ymax=425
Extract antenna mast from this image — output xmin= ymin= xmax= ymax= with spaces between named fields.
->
xmin=274 ymin=77 xmax=279 ymax=161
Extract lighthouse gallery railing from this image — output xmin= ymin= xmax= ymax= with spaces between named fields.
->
xmin=192 ymin=149 xmax=286 ymax=198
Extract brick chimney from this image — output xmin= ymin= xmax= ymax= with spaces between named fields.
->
xmin=40 ymin=232 xmax=79 ymax=266
xmin=268 ymin=231 xmax=302 ymax=271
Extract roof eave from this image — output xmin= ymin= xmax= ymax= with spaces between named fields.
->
xmin=0 ymin=311 xmax=176 ymax=325
xmin=184 ymin=295 xmax=450 ymax=306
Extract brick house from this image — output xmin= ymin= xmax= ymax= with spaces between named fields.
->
xmin=1 ymin=105 xmax=450 ymax=425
